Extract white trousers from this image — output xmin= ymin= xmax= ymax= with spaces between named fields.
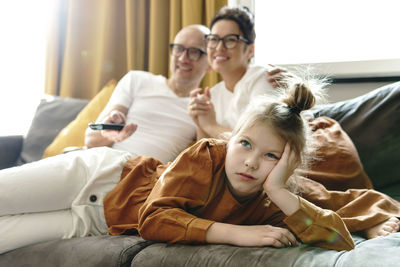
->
xmin=0 ymin=147 xmax=131 ymax=254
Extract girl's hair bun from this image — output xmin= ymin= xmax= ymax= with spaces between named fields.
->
xmin=280 ymin=68 xmax=329 ymax=114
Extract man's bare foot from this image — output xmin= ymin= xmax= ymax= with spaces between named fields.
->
xmin=365 ymin=217 xmax=400 ymax=239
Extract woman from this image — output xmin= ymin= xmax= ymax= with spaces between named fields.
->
xmin=189 ymin=6 xmax=282 ymax=139
xmin=188 ymin=5 xmax=372 ymax=191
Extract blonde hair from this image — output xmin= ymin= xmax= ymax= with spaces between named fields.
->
xmin=231 ymin=72 xmax=328 ymax=170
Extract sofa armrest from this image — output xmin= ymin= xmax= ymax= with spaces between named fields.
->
xmin=0 ymin=135 xmax=23 ymax=169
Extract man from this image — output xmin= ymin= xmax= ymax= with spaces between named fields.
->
xmin=85 ymin=25 xmax=211 ymax=163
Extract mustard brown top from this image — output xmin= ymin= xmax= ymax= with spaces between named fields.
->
xmin=104 ymin=138 xmax=354 ymax=251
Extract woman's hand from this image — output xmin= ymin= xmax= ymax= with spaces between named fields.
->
xmin=197 ymin=101 xmax=218 ymax=130
xmin=188 ymin=87 xmax=211 ymax=125
xmin=206 ymin=222 xmax=298 ymax=248
xmin=266 ymin=64 xmax=295 ymax=88
xmin=188 ymin=87 xmax=218 ymax=130
xmin=187 ymin=87 xmax=232 ymax=138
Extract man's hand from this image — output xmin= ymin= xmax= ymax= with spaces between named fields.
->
xmin=85 ymin=105 xmax=137 ymax=148
xmin=107 ymin=109 xmax=126 ymax=124
xmin=101 ymin=123 xmax=137 ymax=143
xmin=100 ymin=110 xmax=137 ymax=143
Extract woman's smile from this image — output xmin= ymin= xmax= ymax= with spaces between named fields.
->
xmin=213 ymin=55 xmax=229 ymax=63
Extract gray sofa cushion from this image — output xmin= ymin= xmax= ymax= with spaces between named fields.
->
xmin=17 ymin=96 xmax=89 ymax=165
xmin=0 ymin=235 xmax=153 ymax=267
xmin=0 ymin=135 xmax=23 ymax=169
xmin=131 ymin=233 xmax=400 ymax=267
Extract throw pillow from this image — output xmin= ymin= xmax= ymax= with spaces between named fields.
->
xmin=17 ymin=96 xmax=89 ymax=164
xmin=42 ymin=79 xmax=117 ymax=158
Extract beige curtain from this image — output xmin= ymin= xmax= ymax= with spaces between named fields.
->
xmin=45 ymin=0 xmax=226 ymax=99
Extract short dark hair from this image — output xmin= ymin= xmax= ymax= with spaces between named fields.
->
xmin=209 ymin=6 xmax=255 ymax=44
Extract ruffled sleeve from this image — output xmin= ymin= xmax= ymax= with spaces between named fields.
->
xmin=284 ymin=197 xmax=355 ymax=251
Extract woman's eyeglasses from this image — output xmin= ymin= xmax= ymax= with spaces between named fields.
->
xmin=205 ymin=34 xmax=251 ymax=49
xmin=169 ymin=44 xmax=206 ymax=62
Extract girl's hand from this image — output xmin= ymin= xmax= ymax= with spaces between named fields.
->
xmin=263 ymin=143 xmax=299 ymax=193
xmin=207 ymin=223 xmax=299 ymax=248
xmin=262 ymin=143 xmax=301 ymax=216
xmin=232 ymin=224 xmax=299 ymax=248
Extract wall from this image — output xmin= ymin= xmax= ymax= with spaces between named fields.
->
xmin=327 ymin=81 xmax=395 ymax=103
xmin=229 ymin=0 xmax=399 ymax=104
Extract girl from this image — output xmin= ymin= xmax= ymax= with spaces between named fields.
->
xmin=186 ymin=5 xmax=369 ymax=189
xmin=104 ymin=77 xmax=355 ymax=251
xmin=187 ymin=5 xmax=400 ymax=234
xmin=0 ymin=78 xmax=356 ymax=254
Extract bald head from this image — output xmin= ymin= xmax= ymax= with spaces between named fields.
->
xmin=173 ymin=24 xmax=210 ymax=50
xmin=184 ymin=24 xmax=210 ymax=35
xmin=168 ymin=24 xmax=211 ymax=96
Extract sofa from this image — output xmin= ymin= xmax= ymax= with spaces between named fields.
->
xmin=0 ymin=81 xmax=399 ymax=267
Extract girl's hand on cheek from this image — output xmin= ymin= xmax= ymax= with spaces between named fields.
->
xmin=263 ymin=143 xmax=299 ymax=193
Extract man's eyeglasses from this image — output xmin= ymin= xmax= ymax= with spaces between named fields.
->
xmin=204 ymin=34 xmax=250 ymax=49
xmin=169 ymin=44 xmax=206 ymax=62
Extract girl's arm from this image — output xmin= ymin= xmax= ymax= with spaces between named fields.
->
xmin=263 ymin=143 xmax=300 ymax=216
xmin=264 ymin=143 xmax=354 ymax=251
xmin=283 ymin=198 xmax=355 ymax=251
xmin=137 ymin=139 xmax=224 ymax=244
xmin=206 ymin=222 xmax=298 ymax=248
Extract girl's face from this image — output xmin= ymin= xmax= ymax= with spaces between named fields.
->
xmin=207 ymin=19 xmax=254 ymax=76
xmin=225 ymin=123 xmax=286 ymax=199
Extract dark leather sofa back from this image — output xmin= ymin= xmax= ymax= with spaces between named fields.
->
xmin=312 ymin=81 xmax=400 ymax=197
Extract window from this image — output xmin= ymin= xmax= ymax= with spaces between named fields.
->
xmin=250 ymin=0 xmax=400 ymax=79
xmin=0 ymin=1 xmax=54 ymax=135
